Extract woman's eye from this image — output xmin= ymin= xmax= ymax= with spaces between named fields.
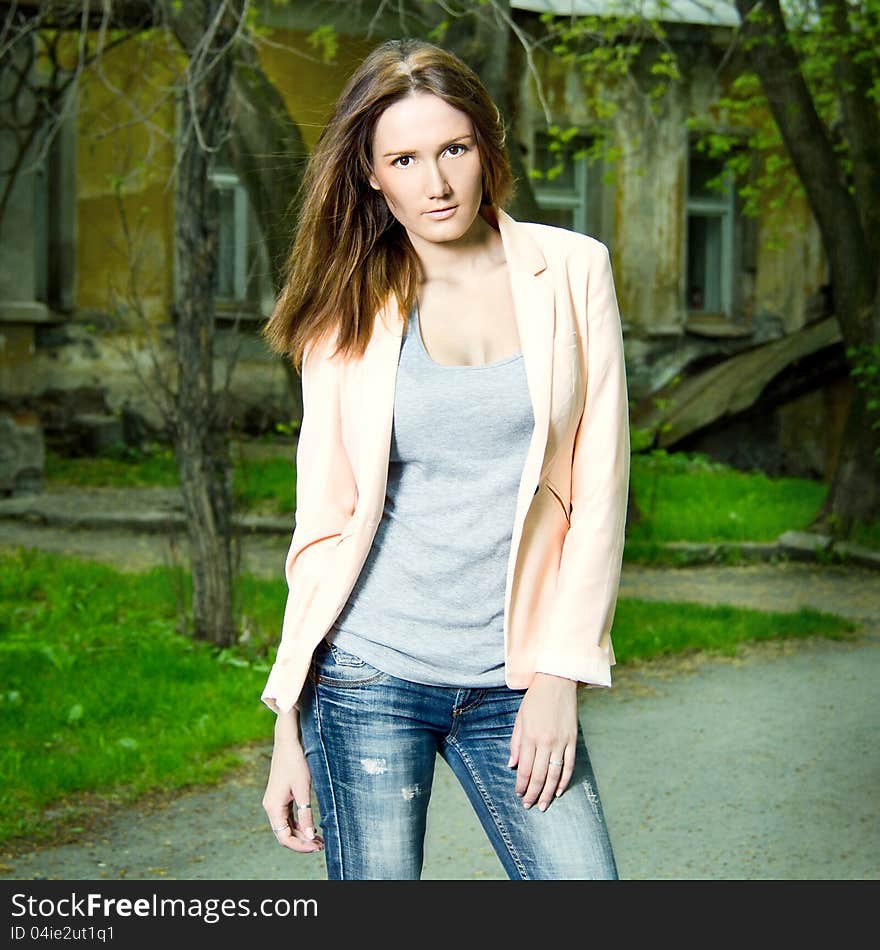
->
xmin=447 ymin=144 xmax=467 ymax=157
xmin=392 ymin=155 xmax=413 ymax=168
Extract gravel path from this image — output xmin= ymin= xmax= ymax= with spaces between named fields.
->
xmin=1 ymin=530 xmax=877 ymax=879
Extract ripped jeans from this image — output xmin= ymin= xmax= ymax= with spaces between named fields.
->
xmin=297 ymin=638 xmax=619 ymax=880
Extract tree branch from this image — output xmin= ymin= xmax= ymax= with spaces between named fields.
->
xmin=734 ymin=0 xmax=873 ymax=318
xmin=818 ymin=0 xmax=880 ymax=261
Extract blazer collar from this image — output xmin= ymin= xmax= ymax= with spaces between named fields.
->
xmin=482 ymin=203 xmax=548 ymax=276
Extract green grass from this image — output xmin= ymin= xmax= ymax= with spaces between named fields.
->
xmin=45 ymin=444 xmax=180 ymax=488
xmin=613 ymin=598 xmax=856 ymax=663
xmin=48 ymin=443 xmax=864 ymax=549
xmin=849 ymin=519 xmax=880 ymax=551
xmin=45 ymin=444 xmax=297 ymax=515
xmin=230 ymin=455 xmax=297 ymax=514
xmin=0 ymin=547 xmax=277 ymax=847
xmin=0 ymin=545 xmax=860 ymax=848
xmin=628 ymin=451 xmax=829 ymax=544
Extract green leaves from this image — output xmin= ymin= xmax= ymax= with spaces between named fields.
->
xmin=428 ymin=19 xmax=450 ymax=44
xmin=306 ymin=25 xmax=338 ymax=64
xmin=847 ymin=343 xmax=880 ymax=443
xmin=536 ymin=10 xmax=680 ymax=166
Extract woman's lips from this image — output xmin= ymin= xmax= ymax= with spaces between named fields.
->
xmin=424 ymin=206 xmax=457 ymax=219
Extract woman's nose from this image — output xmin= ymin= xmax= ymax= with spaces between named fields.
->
xmin=425 ymin=163 xmax=450 ymax=197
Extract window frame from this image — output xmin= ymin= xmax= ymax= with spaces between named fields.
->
xmin=209 ymin=165 xmax=250 ymax=305
xmin=32 ymin=84 xmax=78 ymax=316
xmin=171 ymin=96 xmax=272 ymax=323
xmin=530 ymin=127 xmax=591 ymax=235
xmin=684 ymin=141 xmax=736 ymax=319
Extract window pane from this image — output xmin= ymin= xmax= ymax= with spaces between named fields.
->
xmin=534 ymin=131 xmax=588 ymax=194
xmin=689 ymin=153 xmax=726 ymax=199
xmin=34 ymin=150 xmax=49 ymax=304
xmin=687 ymin=214 xmax=723 ymax=311
xmin=211 ymin=186 xmax=237 ymax=298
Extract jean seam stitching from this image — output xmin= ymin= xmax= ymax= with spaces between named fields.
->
xmin=315 ymin=671 xmax=388 ymax=688
xmin=446 ymin=735 xmax=529 ymax=880
xmin=452 ymin=688 xmax=487 ymax=717
xmin=312 ymin=689 xmax=346 ymax=879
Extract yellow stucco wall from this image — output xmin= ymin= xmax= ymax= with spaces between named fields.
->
xmin=256 ymin=29 xmax=379 ymax=151
xmin=75 ymin=31 xmax=181 ymax=321
xmin=72 ymin=26 xmax=379 ymax=324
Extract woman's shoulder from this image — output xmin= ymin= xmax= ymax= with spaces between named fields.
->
xmin=518 ymin=219 xmax=609 ymax=261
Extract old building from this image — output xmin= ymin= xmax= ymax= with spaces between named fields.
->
xmin=0 ymin=0 xmax=848 ymax=494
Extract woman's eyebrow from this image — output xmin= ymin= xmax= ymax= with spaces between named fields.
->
xmin=382 ymin=133 xmax=475 ymax=158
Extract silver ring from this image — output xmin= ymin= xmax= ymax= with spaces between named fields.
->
xmin=296 ymin=802 xmax=311 ymax=810
xmin=271 ymin=823 xmax=289 ymax=833
xmin=549 ymin=758 xmax=564 ymax=767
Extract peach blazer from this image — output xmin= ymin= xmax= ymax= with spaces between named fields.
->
xmin=261 ymin=203 xmax=631 ymax=715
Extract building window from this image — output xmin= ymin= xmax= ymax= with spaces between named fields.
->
xmin=208 ymin=166 xmax=249 ymax=303
xmin=686 ymin=147 xmax=734 ymax=316
xmin=32 ymin=86 xmax=77 ymax=314
xmin=205 ymin=145 xmax=274 ymax=319
xmin=530 ymin=129 xmax=590 ymax=234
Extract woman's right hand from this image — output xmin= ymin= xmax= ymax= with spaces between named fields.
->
xmin=262 ymin=711 xmax=324 ymax=853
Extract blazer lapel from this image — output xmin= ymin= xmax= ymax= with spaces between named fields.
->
xmin=492 ymin=206 xmax=556 ymax=533
xmin=353 ymin=205 xmax=557 ymax=538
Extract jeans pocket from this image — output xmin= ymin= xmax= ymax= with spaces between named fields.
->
xmin=313 ymin=638 xmax=388 ymax=688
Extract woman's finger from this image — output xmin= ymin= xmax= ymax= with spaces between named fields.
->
xmin=515 ymin=739 xmax=537 ymax=799
xmin=292 ymin=799 xmax=317 ymax=840
xmin=554 ymin=744 xmax=576 ymax=799
xmin=289 ymin=760 xmax=323 ymax=843
xmin=521 ymin=745 xmax=552 ymax=809
xmin=508 ymin=713 xmax=522 ymax=769
xmin=268 ymin=805 xmax=302 ymax=851
xmin=274 ymin=824 xmax=324 ymax=853
xmin=289 ymin=783 xmax=324 ymax=852
xmin=273 ymin=814 xmax=324 ymax=854
xmin=536 ymin=746 xmax=570 ymax=809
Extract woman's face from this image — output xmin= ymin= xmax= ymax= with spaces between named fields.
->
xmin=368 ymin=91 xmax=485 ymax=248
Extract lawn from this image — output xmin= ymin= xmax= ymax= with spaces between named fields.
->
xmin=46 ymin=441 xmax=880 ymax=552
xmin=3 ymin=441 xmax=866 ymax=849
xmin=0 ymin=544 xmax=858 ymax=849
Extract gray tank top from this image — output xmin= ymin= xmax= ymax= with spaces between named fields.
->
xmin=327 ymin=300 xmax=534 ymax=687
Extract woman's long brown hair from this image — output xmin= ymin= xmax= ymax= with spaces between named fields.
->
xmin=261 ymin=38 xmax=515 ymax=372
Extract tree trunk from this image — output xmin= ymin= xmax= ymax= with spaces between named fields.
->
xmin=170 ymin=0 xmax=240 ymax=646
xmin=820 ymin=371 xmax=880 ymax=530
xmin=164 ymin=3 xmax=310 ymax=430
xmin=735 ymin=0 xmax=880 ymax=534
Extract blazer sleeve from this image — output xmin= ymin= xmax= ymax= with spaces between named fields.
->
xmin=533 ymin=241 xmax=630 ymax=688
xmin=260 ymin=334 xmax=357 ymax=714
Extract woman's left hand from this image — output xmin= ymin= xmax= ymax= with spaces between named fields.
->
xmin=508 ymin=672 xmax=579 ymax=811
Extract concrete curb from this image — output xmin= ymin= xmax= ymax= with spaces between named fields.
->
xmin=0 ymin=493 xmax=878 ymax=571
xmin=0 ymin=491 xmax=291 ymax=536
xmin=643 ymin=532 xmax=880 ymax=571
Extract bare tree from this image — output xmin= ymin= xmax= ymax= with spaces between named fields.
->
xmin=161 ymin=0 xmax=244 ymax=646
xmin=0 ymin=0 xmax=314 ymax=646
xmin=0 ymin=0 xmax=147 ymax=222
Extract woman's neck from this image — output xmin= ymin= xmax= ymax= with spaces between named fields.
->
xmin=411 ymin=206 xmax=506 ymax=285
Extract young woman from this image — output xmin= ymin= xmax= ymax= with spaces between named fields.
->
xmin=259 ymin=38 xmax=630 ymax=880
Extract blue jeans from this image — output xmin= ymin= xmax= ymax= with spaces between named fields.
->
xmin=298 ymin=638 xmax=619 ymax=880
